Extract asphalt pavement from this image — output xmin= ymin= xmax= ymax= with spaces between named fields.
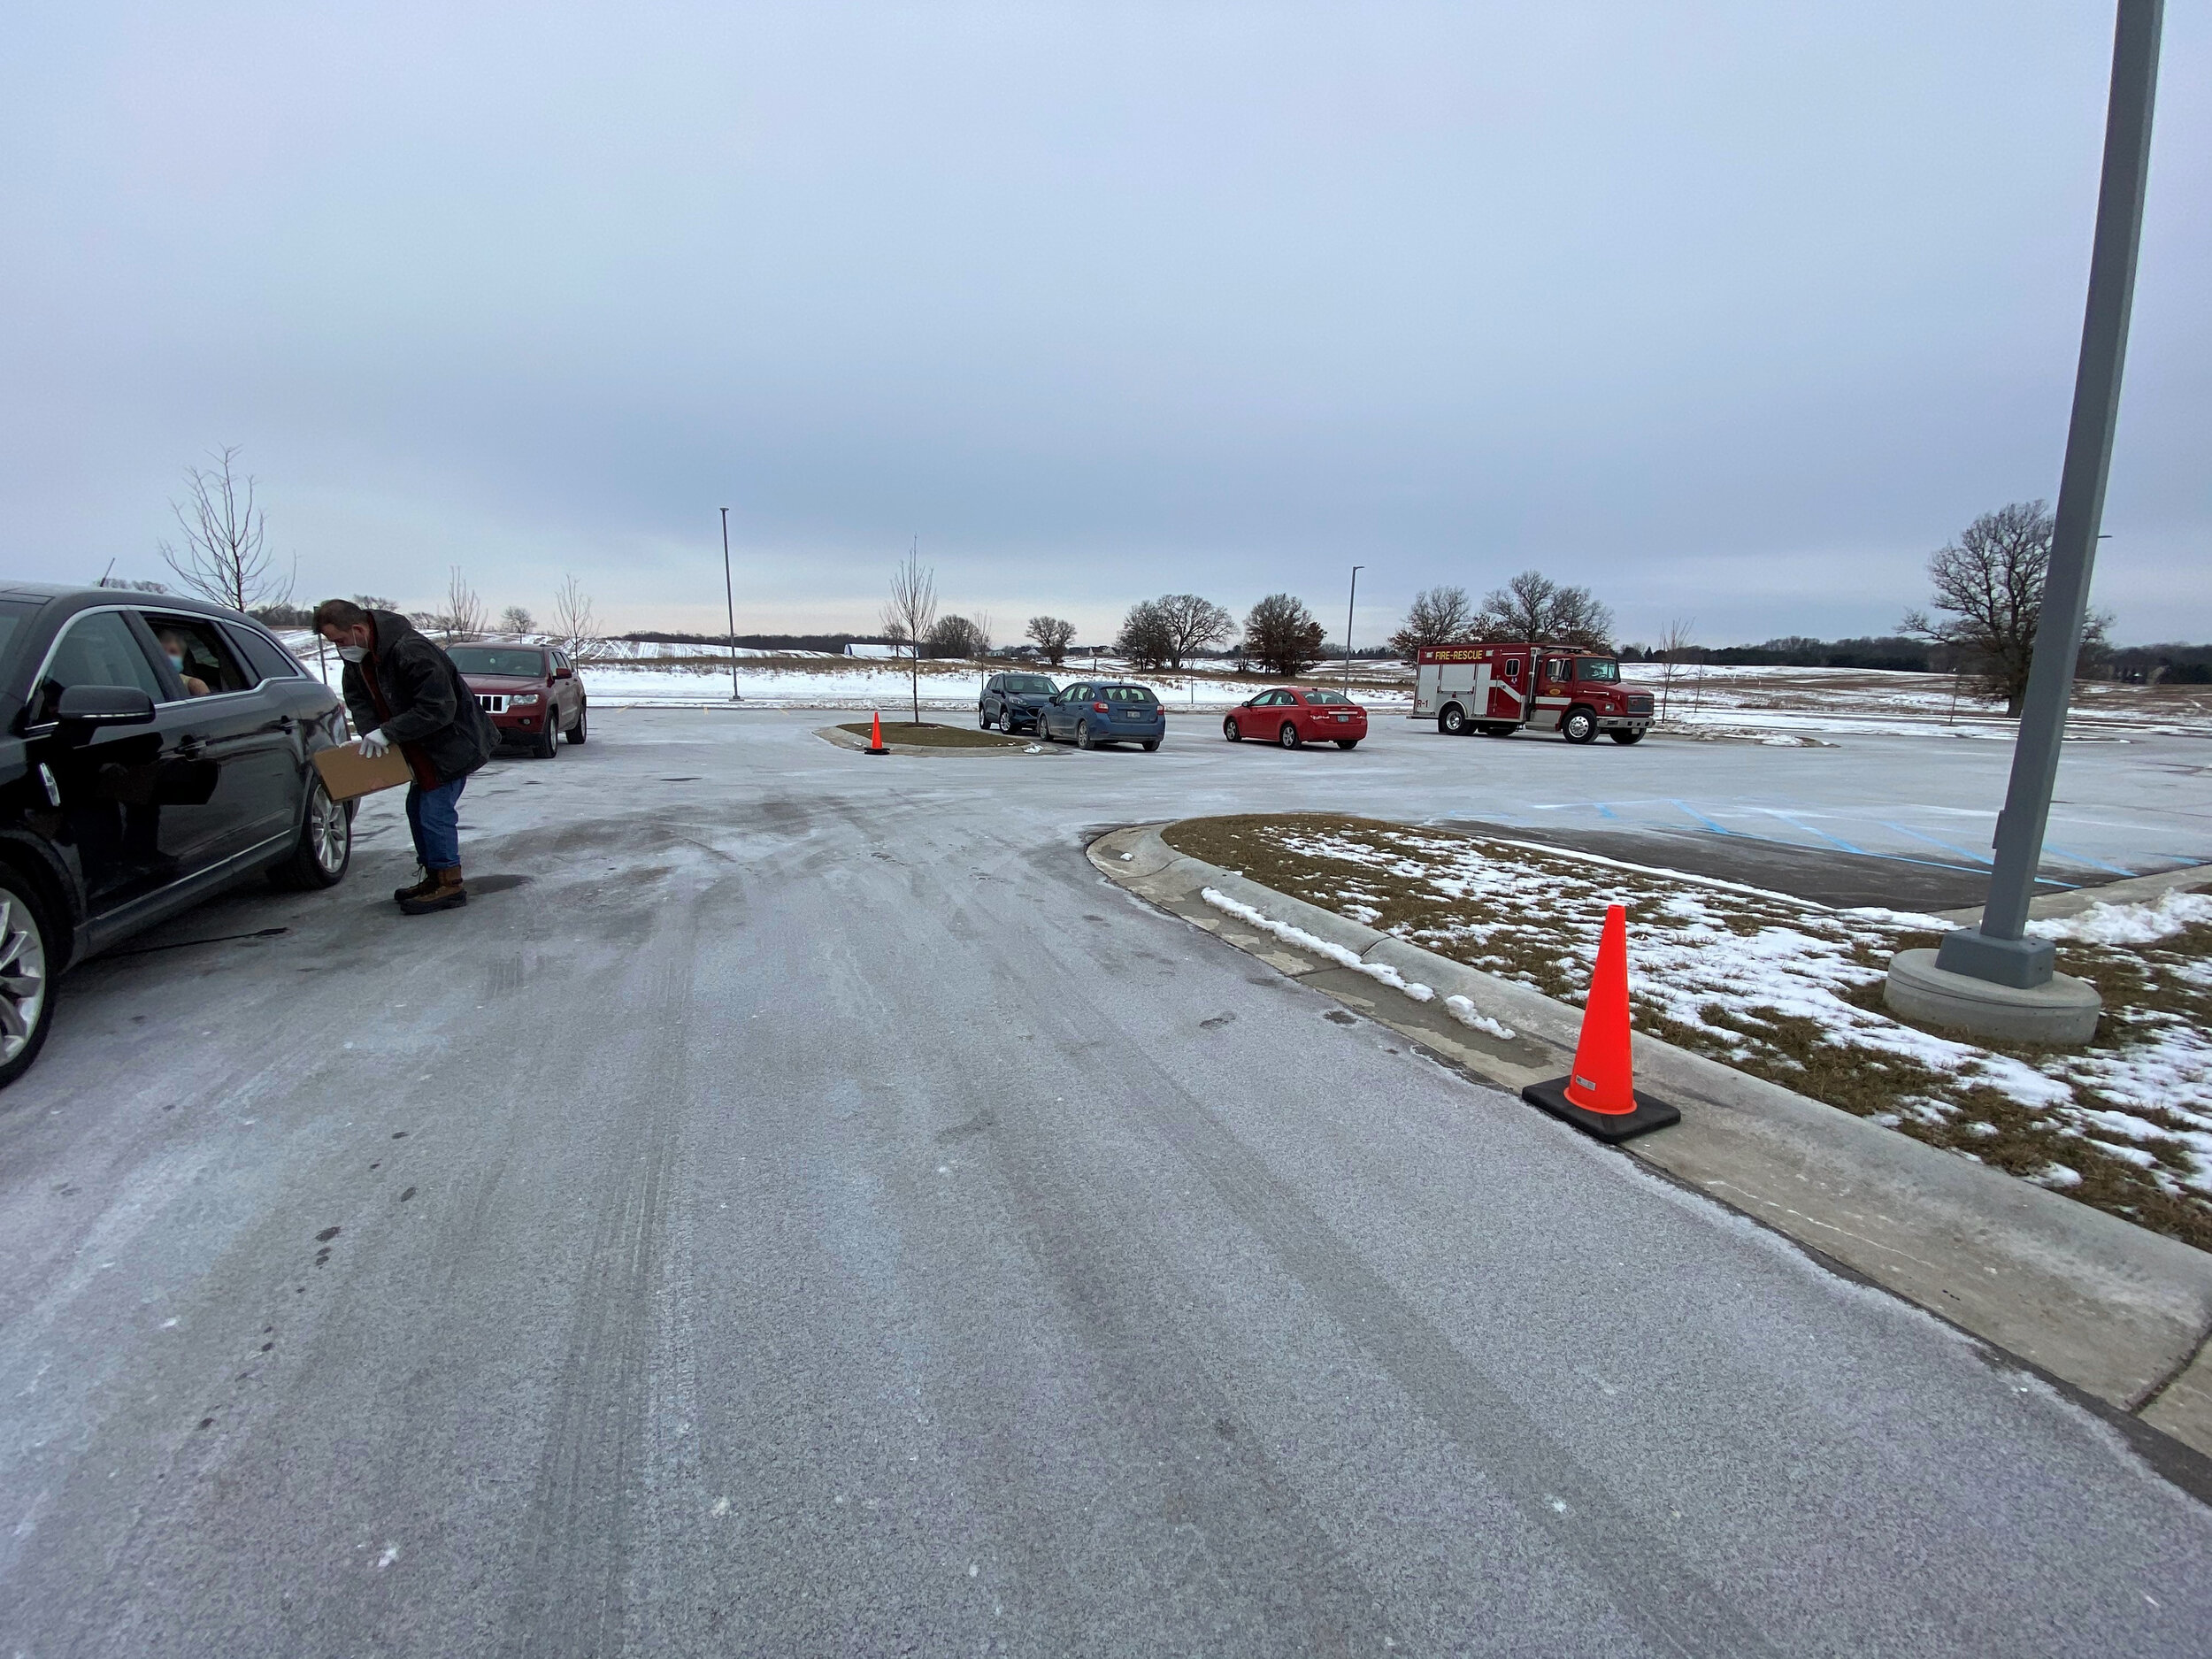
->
xmin=3 ymin=709 xmax=2209 ymax=1656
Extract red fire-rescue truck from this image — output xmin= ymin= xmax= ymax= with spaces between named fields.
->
xmin=1412 ymin=644 xmax=1654 ymax=744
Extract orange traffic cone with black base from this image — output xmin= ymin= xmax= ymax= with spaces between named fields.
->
xmin=866 ymin=710 xmax=889 ymax=755
xmin=1522 ymin=903 xmax=1679 ymax=1141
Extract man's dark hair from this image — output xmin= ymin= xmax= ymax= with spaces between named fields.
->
xmin=311 ymin=598 xmax=370 ymax=632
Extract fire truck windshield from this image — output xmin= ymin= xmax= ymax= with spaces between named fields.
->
xmin=1573 ymin=657 xmax=1620 ymax=682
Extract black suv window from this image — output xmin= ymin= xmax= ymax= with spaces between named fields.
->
xmin=449 ymin=646 xmax=549 ymax=677
xmin=143 ymin=613 xmax=252 ymax=698
xmin=36 ymin=611 xmax=165 ymax=718
xmin=224 ymin=623 xmax=305 ymax=684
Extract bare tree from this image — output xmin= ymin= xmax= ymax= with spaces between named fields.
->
xmin=1117 ymin=600 xmax=1174 ymax=670
xmin=1152 ymin=594 xmax=1233 ymax=669
xmin=353 ymin=593 xmax=399 ymax=611
xmin=501 ymin=604 xmax=537 ymax=634
xmin=1241 ymin=593 xmax=1327 ymax=678
xmin=434 ymin=567 xmax=488 ymax=641
xmin=1474 ymin=570 xmax=1613 ymax=649
xmin=1386 ymin=585 xmax=1477 ymax=657
xmin=882 ymin=544 xmax=938 ymax=725
xmin=971 ymin=611 xmax=995 ymax=660
xmin=550 ymin=573 xmax=600 ymax=657
xmin=158 ymin=445 xmax=295 ymax=613
xmin=1025 ymin=615 xmax=1076 ymax=666
xmin=1901 ymin=501 xmax=2110 ymax=717
xmin=926 ymin=614 xmax=986 ymax=660
xmin=1655 ymin=617 xmax=1696 ymax=721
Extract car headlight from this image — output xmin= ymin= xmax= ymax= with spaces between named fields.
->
xmin=511 ymin=692 xmax=543 ymax=706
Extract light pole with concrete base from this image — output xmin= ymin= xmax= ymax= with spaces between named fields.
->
xmin=1884 ymin=0 xmax=2162 ymax=1046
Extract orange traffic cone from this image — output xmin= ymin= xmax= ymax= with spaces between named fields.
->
xmin=1521 ymin=903 xmax=1679 ymax=1141
xmin=866 ymin=710 xmax=889 ymax=755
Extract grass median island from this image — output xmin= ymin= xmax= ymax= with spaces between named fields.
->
xmin=834 ymin=720 xmax=1031 ymax=749
xmin=1164 ymin=812 xmax=2212 ymax=1252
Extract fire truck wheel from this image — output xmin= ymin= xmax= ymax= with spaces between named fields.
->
xmin=1562 ymin=707 xmax=1599 ymax=745
xmin=1278 ymin=722 xmax=1302 ymax=749
xmin=1437 ymin=703 xmax=1468 ymax=736
xmin=1223 ymin=717 xmax=1242 ymax=741
xmin=1609 ymin=729 xmax=1645 ymax=745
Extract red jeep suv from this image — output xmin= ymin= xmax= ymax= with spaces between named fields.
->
xmin=446 ymin=643 xmax=588 ymax=758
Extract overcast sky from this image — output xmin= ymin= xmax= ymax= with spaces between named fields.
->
xmin=3 ymin=3 xmax=2206 ymax=647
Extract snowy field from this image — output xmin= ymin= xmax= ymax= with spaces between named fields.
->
xmin=1623 ymin=662 xmax=2212 ymax=741
xmin=277 ymin=634 xmax=2208 ymax=740
xmin=1163 ymin=812 xmax=2212 ymax=1253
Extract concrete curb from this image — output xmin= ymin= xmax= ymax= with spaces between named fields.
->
xmin=812 ymin=725 xmax=1059 ymax=758
xmin=1932 ymin=861 xmax=2212 ymax=925
xmin=1089 ymin=820 xmax=2212 ymax=1472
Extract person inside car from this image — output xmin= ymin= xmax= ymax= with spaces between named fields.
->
xmin=156 ymin=628 xmax=211 ymax=697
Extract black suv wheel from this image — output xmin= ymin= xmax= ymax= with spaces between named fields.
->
xmin=272 ymin=774 xmax=354 ymax=890
xmin=0 ymin=869 xmax=57 ymax=1090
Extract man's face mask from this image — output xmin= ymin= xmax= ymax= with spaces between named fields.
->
xmin=337 ymin=645 xmax=368 ymax=664
xmin=166 ymin=653 xmax=184 ymax=672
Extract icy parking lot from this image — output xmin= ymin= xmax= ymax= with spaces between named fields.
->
xmin=4 ymin=708 xmax=2211 ymax=1655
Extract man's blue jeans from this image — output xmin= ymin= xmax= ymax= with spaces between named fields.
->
xmin=404 ymin=776 xmax=467 ymax=871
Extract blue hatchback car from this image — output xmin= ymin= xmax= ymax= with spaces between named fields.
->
xmin=1036 ymin=680 xmax=1165 ymax=750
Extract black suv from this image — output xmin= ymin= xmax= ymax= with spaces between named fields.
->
xmin=0 ymin=584 xmax=356 ymax=1087
xmin=978 ymin=672 xmax=1060 ymax=733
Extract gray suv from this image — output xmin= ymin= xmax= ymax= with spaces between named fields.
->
xmin=979 ymin=672 xmax=1059 ymax=733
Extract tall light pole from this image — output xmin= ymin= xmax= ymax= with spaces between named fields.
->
xmin=1344 ymin=565 xmax=1363 ymax=694
xmin=718 ymin=507 xmax=741 ymax=703
xmin=1886 ymin=0 xmax=2162 ymax=1044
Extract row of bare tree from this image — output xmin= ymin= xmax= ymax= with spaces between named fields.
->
xmin=1383 ymin=504 xmax=2093 ymax=715
xmin=160 ymin=446 xmax=2099 ymax=718
xmin=149 ymin=446 xmax=603 ymax=657
xmin=1387 ymin=571 xmax=1615 ymax=657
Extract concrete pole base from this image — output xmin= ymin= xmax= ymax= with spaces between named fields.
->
xmin=1883 ymin=949 xmax=2101 ymax=1046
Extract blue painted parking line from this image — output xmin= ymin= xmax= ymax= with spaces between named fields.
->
xmin=1763 ymin=810 xmax=1868 ymax=856
xmin=1879 ymin=821 xmax=1994 ymax=866
xmin=2043 ymin=842 xmax=2137 ymax=878
xmin=1668 ymin=799 xmax=1745 ymax=836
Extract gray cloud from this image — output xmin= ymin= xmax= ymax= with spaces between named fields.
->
xmin=2 ymin=2 xmax=2205 ymax=647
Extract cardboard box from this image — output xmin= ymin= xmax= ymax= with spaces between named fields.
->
xmin=313 ymin=741 xmax=414 ymax=803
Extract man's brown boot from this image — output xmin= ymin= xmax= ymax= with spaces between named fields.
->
xmin=393 ymin=866 xmax=438 ymax=904
xmin=398 ymin=867 xmax=467 ymax=916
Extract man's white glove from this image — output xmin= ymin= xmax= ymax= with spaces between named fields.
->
xmin=357 ymin=728 xmax=391 ymax=758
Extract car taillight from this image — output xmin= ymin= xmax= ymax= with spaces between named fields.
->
xmin=1093 ymin=701 xmax=1108 ymax=712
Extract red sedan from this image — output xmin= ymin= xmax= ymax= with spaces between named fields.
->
xmin=1223 ymin=687 xmax=1369 ymax=749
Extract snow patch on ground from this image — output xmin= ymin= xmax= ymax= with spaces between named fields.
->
xmin=2028 ymin=887 xmax=2212 ymax=945
xmin=1199 ymin=888 xmax=1432 ymax=1002
xmin=1243 ymin=821 xmax=2212 ymax=1225
xmin=1442 ymin=995 xmax=1517 ymax=1041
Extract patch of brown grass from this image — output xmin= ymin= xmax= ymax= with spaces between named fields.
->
xmin=1164 ymin=813 xmax=2212 ymax=1253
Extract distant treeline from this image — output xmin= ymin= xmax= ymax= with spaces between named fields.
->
xmin=1617 ymin=634 xmax=2212 ymax=685
xmin=1616 ymin=634 xmax=1943 ymax=672
xmin=620 ymin=631 xmax=895 ymax=653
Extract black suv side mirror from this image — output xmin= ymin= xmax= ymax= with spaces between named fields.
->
xmin=54 ymin=685 xmax=157 ymax=731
